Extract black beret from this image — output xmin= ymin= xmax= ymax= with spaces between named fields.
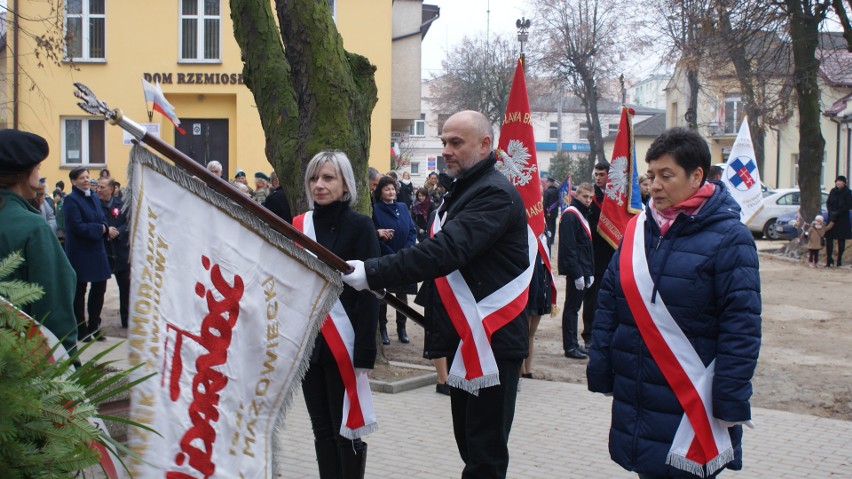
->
xmin=254 ymin=172 xmax=270 ymax=181
xmin=0 ymin=129 xmax=49 ymax=174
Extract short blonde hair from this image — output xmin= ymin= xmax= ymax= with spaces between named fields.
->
xmin=304 ymin=150 xmax=358 ymax=208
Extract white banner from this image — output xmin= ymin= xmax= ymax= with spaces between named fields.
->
xmin=125 ymin=147 xmax=342 ymax=479
xmin=723 ymin=117 xmax=763 ymax=224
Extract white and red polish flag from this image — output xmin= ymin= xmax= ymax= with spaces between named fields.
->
xmin=496 ymin=57 xmax=557 ymax=308
xmin=124 ymin=146 xmax=342 ymax=479
xmin=141 ymin=78 xmax=186 ymax=135
xmin=598 ymin=106 xmax=643 ymax=249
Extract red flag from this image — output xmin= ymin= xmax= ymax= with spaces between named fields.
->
xmin=598 ymin=106 xmax=643 ymax=248
xmin=496 ymin=58 xmax=556 ymax=307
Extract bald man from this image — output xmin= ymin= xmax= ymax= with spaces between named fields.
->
xmin=343 ymin=110 xmax=530 ymax=478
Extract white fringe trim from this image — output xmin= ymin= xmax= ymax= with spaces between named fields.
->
xmin=340 ymin=421 xmax=379 ymax=440
xmin=446 ymin=372 xmax=501 ymax=396
xmin=666 ymin=447 xmax=734 ymax=478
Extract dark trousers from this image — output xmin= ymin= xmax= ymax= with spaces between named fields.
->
xmin=825 ymin=239 xmax=846 ymax=266
xmin=450 ymin=358 xmax=522 ymax=479
xmin=581 ymin=275 xmax=603 ymax=346
xmin=302 ymin=362 xmax=365 ymax=478
xmin=74 ymin=280 xmax=107 ymax=338
xmin=562 ymin=284 xmax=585 ymax=351
xmin=378 ymin=293 xmax=407 ymax=329
xmin=114 ymin=269 xmax=131 ymax=327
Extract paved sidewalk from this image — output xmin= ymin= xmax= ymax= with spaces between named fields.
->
xmin=275 ymin=378 xmax=852 ymax=478
xmin=81 ymin=339 xmax=851 ymax=478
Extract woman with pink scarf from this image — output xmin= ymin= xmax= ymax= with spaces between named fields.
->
xmin=587 ymin=128 xmax=762 ymax=479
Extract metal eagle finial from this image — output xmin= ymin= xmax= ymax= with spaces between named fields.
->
xmin=73 ymin=82 xmax=112 ymax=118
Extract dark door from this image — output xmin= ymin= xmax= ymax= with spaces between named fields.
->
xmin=174 ymin=119 xmax=229 ymax=177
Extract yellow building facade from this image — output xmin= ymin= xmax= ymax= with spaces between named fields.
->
xmin=3 ymin=0 xmax=392 ymax=187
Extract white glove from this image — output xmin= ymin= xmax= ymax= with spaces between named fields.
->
xmin=342 ymin=260 xmax=369 ymax=291
xmin=355 ymin=368 xmax=371 ymax=376
xmin=718 ymin=419 xmax=755 ymax=429
xmin=587 ymin=276 xmax=595 ymax=288
xmin=574 ymin=277 xmax=585 ymax=291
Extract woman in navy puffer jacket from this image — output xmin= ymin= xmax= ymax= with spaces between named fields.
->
xmin=587 ymin=127 xmax=761 ymax=479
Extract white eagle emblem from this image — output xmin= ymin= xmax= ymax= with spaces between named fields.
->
xmin=605 ymin=155 xmax=628 ymax=206
xmin=496 ymin=139 xmax=537 ymax=186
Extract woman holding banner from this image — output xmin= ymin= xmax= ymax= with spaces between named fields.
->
xmin=587 ymin=128 xmax=762 ymax=478
xmin=294 ymin=151 xmax=380 ymax=479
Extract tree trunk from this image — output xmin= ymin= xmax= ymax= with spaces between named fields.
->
xmin=718 ymin=6 xmax=766 ymax=172
xmin=786 ymin=0 xmax=826 ymax=224
xmin=582 ymin=74 xmax=606 ymax=165
xmin=686 ymin=67 xmax=700 ymax=129
xmin=230 ymin=0 xmax=378 ymax=216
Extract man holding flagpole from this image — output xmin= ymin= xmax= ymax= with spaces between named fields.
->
xmin=587 ymin=127 xmax=761 ymax=478
xmin=342 ymin=110 xmax=531 ymax=478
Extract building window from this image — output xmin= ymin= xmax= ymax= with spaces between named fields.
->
xmin=410 ymin=113 xmax=426 ymax=137
xmin=549 ymin=122 xmax=559 ymax=141
xmin=62 ymin=118 xmax=106 ymax=166
xmin=410 ymin=161 xmax=419 ymax=175
xmin=724 ymin=94 xmax=743 ymax=134
xmin=327 ymin=0 xmax=336 ymax=18
xmin=579 ymin=122 xmax=589 ymax=141
xmin=65 ymin=0 xmax=106 ymax=61
xmin=609 ymin=123 xmax=619 ymax=135
xmin=180 ymin=0 xmax=221 ymax=62
xmin=791 ymin=153 xmax=798 ymax=187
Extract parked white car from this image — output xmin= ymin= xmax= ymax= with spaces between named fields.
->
xmin=746 ymin=188 xmax=828 ymax=239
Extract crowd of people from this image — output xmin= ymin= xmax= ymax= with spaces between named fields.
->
xmin=5 ymin=111 xmax=852 ymax=479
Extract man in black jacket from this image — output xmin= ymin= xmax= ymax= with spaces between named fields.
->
xmin=582 ymin=162 xmax=614 ymax=350
xmin=543 ymin=177 xmax=559 ymax=248
xmin=96 ymin=177 xmax=130 ymax=328
xmin=342 ymin=110 xmax=529 ymax=479
xmin=558 ymin=182 xmax=595 ymax=359
xmin=262 ymin=172 xmax=292 ymax=224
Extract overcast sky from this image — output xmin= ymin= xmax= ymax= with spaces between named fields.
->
xmin=421 ymin=0 xmax=529 ymax=79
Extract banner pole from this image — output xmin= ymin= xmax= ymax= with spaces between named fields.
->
xmin=73 ymin=82 xmax=425 ymax=327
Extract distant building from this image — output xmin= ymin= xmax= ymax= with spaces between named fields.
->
xmin=627 ymin=74 xmax=670 ymax=110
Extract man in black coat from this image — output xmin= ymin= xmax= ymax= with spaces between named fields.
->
xmin=262 ymin=172 xmax=293 ymax=224
xmin=342 ymin=110 xmax=529 ymax=479
xmin=580 ymin=162 xmax=614 ymax=350
xmin=543 ymin=177 xmax=560 ymax=248
xmin=96 ymin=177 xmax=131 ymax=328
xmin=559 ymin=182 xmax=595 ymax=359
xmin=825 ymin=175 xmax=852 ymax=267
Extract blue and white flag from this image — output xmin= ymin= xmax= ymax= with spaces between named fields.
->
xmin=557 ymin=175 xmax=572 ymax=214
xmin=723 ymin=117 xmax=762 ymax=224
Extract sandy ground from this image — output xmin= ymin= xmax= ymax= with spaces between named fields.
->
xmin=99 ymin=239 xmax=852 ymax=420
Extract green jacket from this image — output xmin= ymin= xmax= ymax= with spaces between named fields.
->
xmin=0 ymin=190 xmax=78 ymax=353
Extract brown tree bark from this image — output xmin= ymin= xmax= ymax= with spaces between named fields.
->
xmin=229 ymin=0 xmax=378 ymax=215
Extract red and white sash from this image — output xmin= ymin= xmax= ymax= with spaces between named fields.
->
xmin=619 ymin=211 xmax=733 ymax=477
xmin=430 ymin=209 xmax=537 ymax=394
xmin=294 ymin=212 xmax=377 ymax=439
xmin=562 ymin=206 xmax=592 ymax=241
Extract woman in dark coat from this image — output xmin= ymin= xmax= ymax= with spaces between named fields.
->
xmin=0 ymin=130 xmax=78 ymax=353
xmin=411 ymin=187 xmax=433 ymax=242
xmin=372 ymin=175 xmax=417 ymax=344
xmin=63 ymin=167 xmax=111 ymax=342
xmin=825 ymin=175 xmax=851 ymax=267
xmin=588 ymin=128 xmax=761 ymax=479
xmin=295 ymin=151 xmax=379 ymax=479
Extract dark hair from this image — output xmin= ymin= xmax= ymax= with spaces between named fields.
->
xmin=99 ymin=168 xmax=111 ymax=178
xmin=69 ymin=167 xmax=89 ymax=180
xmin=708 ymin=165 xmax=724 ymax=181
xmin=645 ymin=127 xmax=710 ymax=184
xmin=55 ymin=180 xmax=65 ymax=189
xmin=594 ymin=162 xmax=610 ymax=172
xmin=415 ymin=187 xmax=429 ymax=199
xmin=372 ymin=176 xmax=397 ymax=203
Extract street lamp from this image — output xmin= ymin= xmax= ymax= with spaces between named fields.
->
xmin=516 ymin=17 xmax=531 ymax=58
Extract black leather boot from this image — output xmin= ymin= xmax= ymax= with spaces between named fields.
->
xmin=339 ymin=440 xmax=367 ymax=479
xmin=379 ymin=324 xmax=390 ymax=345
xmin=397 ymin=324 xmax=409 ymax=344
xmin=314 ymin=439 xmax=340 ymax=479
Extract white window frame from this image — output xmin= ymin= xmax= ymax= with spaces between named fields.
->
xmin=64 ymin=0 xmax=106 ymax=62
xmin=410 ymin=161 xmax=419 ymax=175
xmin=410 ymin=113 xmax=426 ymax=137
xmin=549 ymin=122 xmax=559 ymax=141
xmin=724 ymin=94 xmax=743 ymax=134
xmin=61 ymin=117 xmax=107 ymax=167
xmin=179 ymin=0 xmax=222 ymax=63
xmin=579 ymin=122 xmax=590 ymax=141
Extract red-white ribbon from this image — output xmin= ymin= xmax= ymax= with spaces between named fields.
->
xmin=430 ymin=210 xmax=536 ymax=394
xmin=619 ymin=211 xmax=733 ymax=477
xmin=294 ymin=212 xmax=377 ymax=439
xmin=562 ymin=206 xmax=592 ymax=241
